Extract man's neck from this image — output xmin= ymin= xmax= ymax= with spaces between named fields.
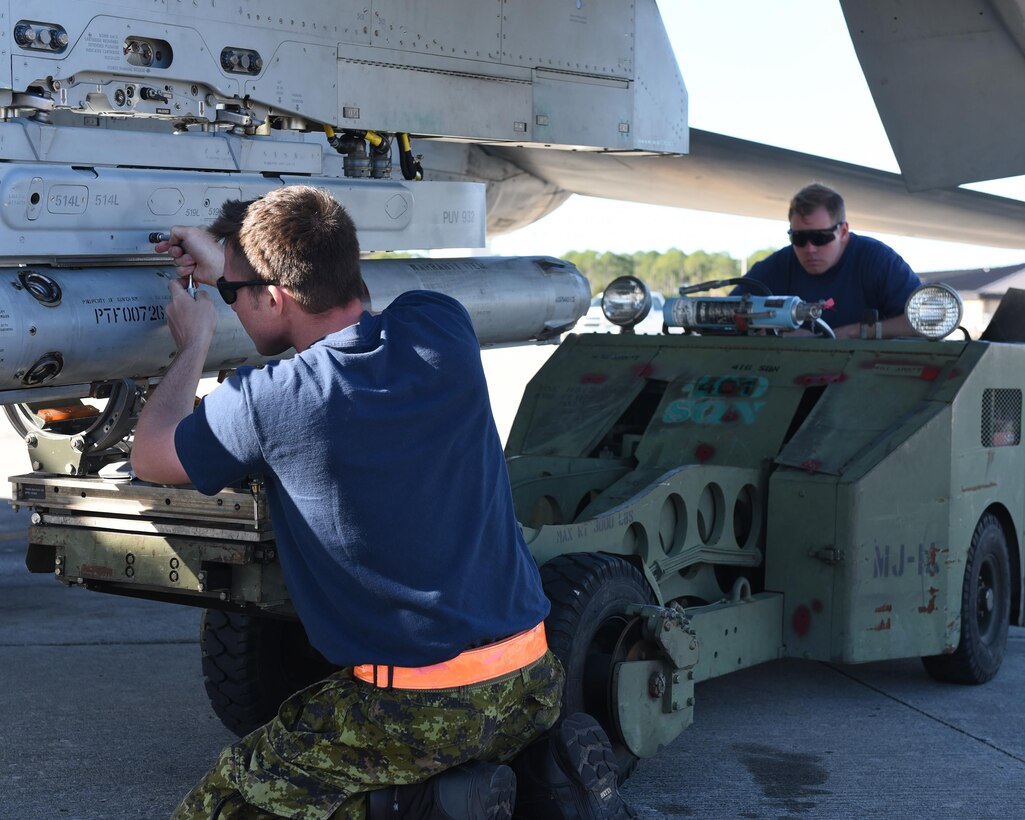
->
xmin=289 ymin=299 xmax=365 ymax=352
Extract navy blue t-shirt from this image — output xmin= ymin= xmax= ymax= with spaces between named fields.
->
xmin=736 ymin=233 xmax=921 ymax=329
xmin=175 ymin=290 xmax=549 ymax=667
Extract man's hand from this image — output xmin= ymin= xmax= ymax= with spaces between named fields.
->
xmin=131 ymin=276 xmax=218 ymax=486
xmin=155 ymin=226 xmax=224 ymax=287
xmin=166 ymin=276 xmax=218 ymax=351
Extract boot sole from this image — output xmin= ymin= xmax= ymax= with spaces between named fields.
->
xmin=482 ymin=764 xmax=517 ymax=820
xmin=552 ymin=714 xmax=635 ymax=819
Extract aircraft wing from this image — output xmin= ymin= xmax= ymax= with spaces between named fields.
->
xmin=483 ymin=129 xmax=1025 ymax=249
xmin=840 ymin=0 xmax=1025 ymax=191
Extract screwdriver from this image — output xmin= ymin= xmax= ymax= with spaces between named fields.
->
xmin=149 ymin=232 xmax=196 ymax=298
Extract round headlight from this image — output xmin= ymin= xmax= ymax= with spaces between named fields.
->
xmin=906 ymin=283 xmax=963 ymax=340
xmin=601 ymin=276 xmax=652 ymax=330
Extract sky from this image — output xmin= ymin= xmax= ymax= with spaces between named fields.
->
xmin=488 ymin=0 xmax=1025 ymax=274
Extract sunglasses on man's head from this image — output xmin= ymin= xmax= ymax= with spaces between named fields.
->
xmin=216 ymin=276 xmax=280 ymax=305
xmin=788 ymin=223 xmax=842 ymax=248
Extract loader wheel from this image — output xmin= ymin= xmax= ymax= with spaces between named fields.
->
xmin=200 ymin=609 xmax=338 ymax=736
xmin=541 ymin=552 xmax=658 ymax=782
xmin=922 ymin=513 xmax=1010 ymax=685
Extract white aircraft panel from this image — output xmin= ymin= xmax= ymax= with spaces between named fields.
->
xmin=370 ymin=0 xmax=502 ymax=61
xmin=501 ymin=0 xmax=633 ymax=79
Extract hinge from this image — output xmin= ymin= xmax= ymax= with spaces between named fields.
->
xmin=811 ymin=546 xmax=844 ymax=565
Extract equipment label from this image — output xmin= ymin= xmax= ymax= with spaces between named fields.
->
xmin=18 ymin=483 xmax=46 ymax=502
xmin=94 ymin=305 xmax=166 ymax=324
xmin=47 ymin=186 xmax=89 ymax=214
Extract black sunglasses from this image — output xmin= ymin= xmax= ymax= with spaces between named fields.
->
xmin=788 ymin=223 xmax=842 ymax=248
xmin=216 ymin=276 xmax=280 ymax=305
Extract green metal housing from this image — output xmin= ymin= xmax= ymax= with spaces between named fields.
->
xmin=507 ymin=332 xmax=1024 ymax=666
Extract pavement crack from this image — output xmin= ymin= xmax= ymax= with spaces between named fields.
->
xmin=825 ymin=663 xmax=1025 ymax=767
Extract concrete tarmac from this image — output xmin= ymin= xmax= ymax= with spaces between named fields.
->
xmin=5 ymin=505 xmax=1025 ymax=819
xmin=3 ymin=348 xmax=1025 ymax=818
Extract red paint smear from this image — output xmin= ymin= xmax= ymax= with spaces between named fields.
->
xmin=718 ymin=379 xmax=739 ymax=395
xmin=792 ymin=605 xmax=812 ymax=637
xmin=632 ymin=363 xmax=654 ymax=379
xmin=920 ymin=367 xmax=941 ymax=381
xmin=869 ymin=618 xmax=891 ymax=632
xmin=721 ymin=407 xmax=740 ymax=423
xmin=811 ymin=599 xmax=824 ymax=614
xmin=801 ymin=459 xmax=822 ymax=474
xmin=875 ymin=604 xmax=893 ymax=613
xmin=794 ymin=372 xmax=847 ymax=386
xmin=918 ymin=586 xmax=940 ymax=614
xmin=695 ymin=444 xmax=715 ymax=463
xmin=580 ymin=373 xmax=608 ymax=384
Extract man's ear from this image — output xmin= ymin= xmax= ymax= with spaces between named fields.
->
xmin=265 ymin=284 xmax=288 ymax=314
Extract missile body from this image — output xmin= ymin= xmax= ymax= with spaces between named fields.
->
xmin=0 ymin=257 xmax=588 ymax=404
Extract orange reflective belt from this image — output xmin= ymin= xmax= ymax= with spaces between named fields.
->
xmin=353 ymin=622 xmax=547 ymax=690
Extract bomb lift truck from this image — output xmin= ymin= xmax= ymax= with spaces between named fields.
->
xmin=3 ymin=0 xmax=1024 ymax=779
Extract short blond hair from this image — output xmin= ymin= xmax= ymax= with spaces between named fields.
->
xmin=209 ymin=186 xmax=363 ymax=312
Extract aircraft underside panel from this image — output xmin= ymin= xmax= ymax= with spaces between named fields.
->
xmin=4 ymin=0 xmax=687 ymax=154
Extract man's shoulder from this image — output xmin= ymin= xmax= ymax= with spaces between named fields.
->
xmin=847 ymin=232 xmax=901 ymax=259
xmin=382 ymin=290 xmax=476 ymax=342
xmin=388 ymin=289 xmax=465 ymax=313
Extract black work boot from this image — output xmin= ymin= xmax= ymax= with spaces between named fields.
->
xmin=366 ymin=761 xmax=517 ymax=819
xmin=511 ymin=712 xmax=636 ymax=819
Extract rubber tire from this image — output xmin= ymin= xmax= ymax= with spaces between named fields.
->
xmin=922 ymin=513 xmax=1011 ymax=685
xmin=541 ymin=552 xmax=657 ymax=782
xmin=200 ymin=609 xmax=338 ymax=736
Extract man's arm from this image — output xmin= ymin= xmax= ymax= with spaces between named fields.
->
xmin=131 ymin=277 xmax=218 ymax=484
xmin=831 ymin=313 xmax=916 ymax=340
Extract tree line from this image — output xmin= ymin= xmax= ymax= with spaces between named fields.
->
xmin=561 ymin=248 xmax=777 ymax=296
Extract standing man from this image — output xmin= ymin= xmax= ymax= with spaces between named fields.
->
xmin=736 ymin=183 xmax=921 ymax=338
xmin=131 ymin=186 xmax=631 ymax=819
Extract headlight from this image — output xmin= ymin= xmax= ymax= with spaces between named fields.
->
xmin=906 ymin=284 xmax=963 ymax=340
xmin=601 ymin=276 xmax=651 ymax=331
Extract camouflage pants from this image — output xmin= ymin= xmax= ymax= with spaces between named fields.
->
xmin=171 ymin=651 xmax=564 ymax=820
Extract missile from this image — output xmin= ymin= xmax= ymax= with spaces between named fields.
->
xmin=0 ymin=257 xmax=588 ymax=405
